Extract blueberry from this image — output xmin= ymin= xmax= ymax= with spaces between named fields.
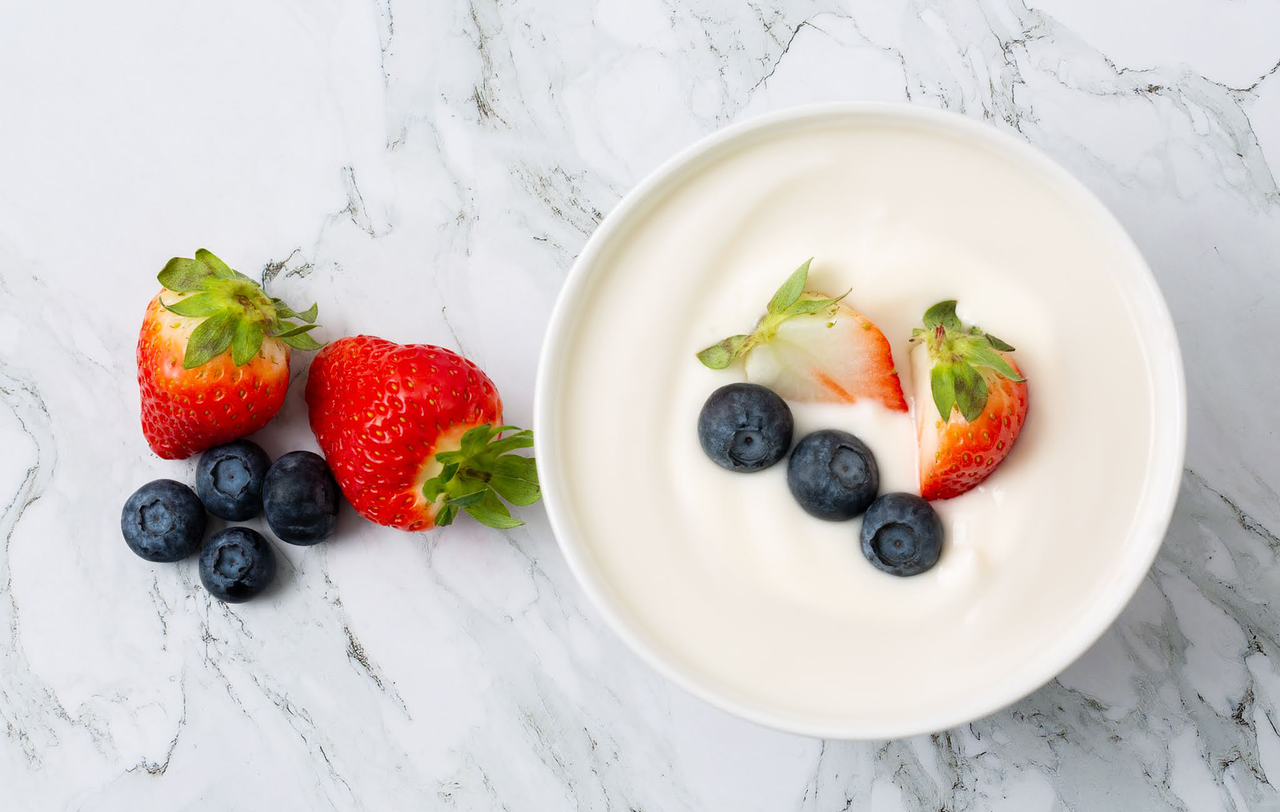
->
xmin=195 ymin=440 xmax=271 ymax=521
xmin=786 ymin=430 xmax=879 ymax=520
xmin=698 ymin=383 xmax=793 ymax=472
xmin=262 ymin=451 xmax=340 ymax=545
xmin=860 ymin=493 xmax=943 ymax=577
xmin=199 ymin=527 xmax=277 ymax=602
xmin=120 ymin=480 xmax=206 ymax=562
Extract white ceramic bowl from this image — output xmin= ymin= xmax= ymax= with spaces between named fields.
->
xmin=535 ymin=104 xmax=1185 ymax=739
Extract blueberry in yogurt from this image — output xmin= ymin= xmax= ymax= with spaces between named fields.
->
xmin=860 ymin=492 xmax=943 ymax=577
xmin=786 ymin=429 xmax=878 ymax=520
xmin=697 ymin=382 xmax=794 ymax=472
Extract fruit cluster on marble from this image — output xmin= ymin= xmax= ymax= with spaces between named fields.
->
xmin=2 ymin=0 xmax=1279 ymax=810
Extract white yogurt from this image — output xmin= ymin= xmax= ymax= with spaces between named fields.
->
xmin=549 ymin=116 xmax=1160 ymax=727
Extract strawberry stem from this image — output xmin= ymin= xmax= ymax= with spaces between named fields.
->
xmin=696 ymin=258 xmax=849 ymax=370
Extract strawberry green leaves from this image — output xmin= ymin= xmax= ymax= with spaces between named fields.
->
xmin=915 ymin=300 xmax=1025 ymax=424
xmin=184 ymin=310 xmax=238 ymax=369
xmin=928 ymin=350 xmax=1003 ymax=423
xmin=696 ymin=258 xmax=849 ymax=369
xmin=966 ymin=343 xmax=1022 ymax=382
xmin=488 ymin=456 xmax=541 ymax=506
xmin=695 ymin=334 xmax=750 ymax=370
xmin=422 ymin=424 xmax=541 ymax=530
xmin=923 ymin=300 xmax=962 ymax=332
xmin=273 ymin=300 xmax=318 ymax=324
xmin=161 ymin=292 xmax=222 ymax=318
xmin=195 ymin=248 xmax=251 ymax=282
xmin=768 ymin=258 xmax=812 ymax=313
xmin=984 ymin=333 xmax=1015 ymax=352
xmin=454 ymin=490 xmax=523 ymax=529
xmin=157 ymin=249 xmax=325 ymax=368
xmin=271 ymin=322 xmax=324 ymax=351
xmin=231 ymin=319 xmax=265 ymax=366
xmin=158 ymin=258 xmax=217 ymax=292
xmin=930 ymin=363 xmax=957 ymax=425
xmin=950 ymin=361 xmax=989 ymax=423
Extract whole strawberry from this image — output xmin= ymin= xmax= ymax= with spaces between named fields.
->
xmin=137 ymin=249 xmax=322 ymax=459
xmin=910 ymin=301 xmax=1028 ymax=500
xmin=305 ymin=336 xmax=539 ymax=531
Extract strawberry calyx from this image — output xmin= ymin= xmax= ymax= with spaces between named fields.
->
xmin=157 ymin=249 xmax=323 ymax=369
xmin=910 ymin=300 xmax=1025 ymax=424
xmin=421 ymin=424 xmax=540 ymax=529
xmin=696 ymin=258 xmax=850 ymax=369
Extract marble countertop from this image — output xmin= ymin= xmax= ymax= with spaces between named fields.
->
xmin=2 ymin=0 xmax=1278 ymax=809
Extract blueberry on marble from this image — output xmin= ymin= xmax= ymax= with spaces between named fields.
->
xmin=860 ymin=493 xmax=943 ymax=577
xmin=120 ymin=479 xmax=206 ymax=562
xmin=786 ymin=429 xmax=879 ymax=521
xmin=196 ymin=440 xmax=271 ymax=521
xmin=262 ymin=451 xmax=340 ymax=545
xmin=697 ymin=383 xmax=794 ymax=472
xmin=199 ymin=527 xmax=277 ymax=603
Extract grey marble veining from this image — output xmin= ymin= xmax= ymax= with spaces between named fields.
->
xmin=1 ymin=0 xmax=1279 ymax=809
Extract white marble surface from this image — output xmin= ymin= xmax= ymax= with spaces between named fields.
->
xmin=1 ymin=0 xmax=1278 ymax=808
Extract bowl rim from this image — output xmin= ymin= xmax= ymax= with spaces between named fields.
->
xmin=533 ymin=102 xmax=1187 ymax=739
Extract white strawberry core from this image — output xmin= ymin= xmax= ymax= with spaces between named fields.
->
xmin=911 ymin=342 xmax=942 ymax=479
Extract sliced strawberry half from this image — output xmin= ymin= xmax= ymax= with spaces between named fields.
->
xmin=696 ymin=259 xmax=907 ymax=411
xmin=911 ymin=301 xmax=1029 ymax=500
